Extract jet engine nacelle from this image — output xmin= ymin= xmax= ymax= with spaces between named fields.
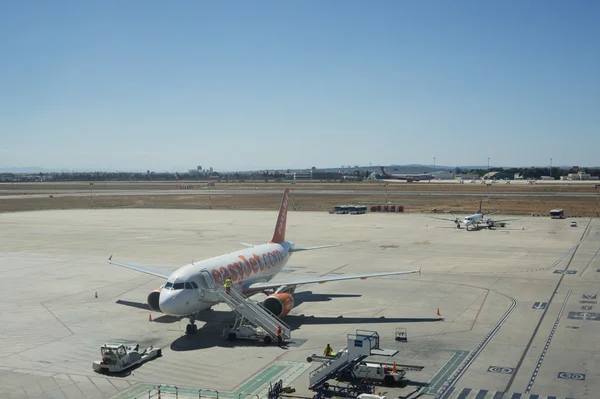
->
xmin=147 ymin=287 xmax=163 ymax=312
xmin=263 ymin=293 xmax=295 ymax=318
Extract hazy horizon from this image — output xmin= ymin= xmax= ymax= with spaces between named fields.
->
xmin=1 ymin=162 xmax=596 ymax=175
xmin=2 ymin=1 xmax=599 ymax=171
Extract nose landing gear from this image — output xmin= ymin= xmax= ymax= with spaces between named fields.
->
xmin=185 ymin=314 xmax=198 ymax=334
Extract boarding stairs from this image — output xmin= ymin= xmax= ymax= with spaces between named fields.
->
xmin=202 ymin=285 xmax=291 ymax=342
xmin=308 ymin=330 xmax=381 ymax=390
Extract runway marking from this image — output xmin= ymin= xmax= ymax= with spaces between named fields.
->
xmin=443 ymin=387 xmax=577 ymax=399
xmin=504 ymin=218 xmax=592 ymax=394
xmin=110 ymin=360 xmax=307 ymax=399
xmin=470 ymin=289 xmax=490 ymax=330
xmin=525 ymin=290 xmax=572 ymax=394
xmin=421 ymin=350 xmax=470 ymax=396
xmin=434 ymin=294 xmax=518 ymax=399
xmin=579 ymin=247 xmax=600 ymax=276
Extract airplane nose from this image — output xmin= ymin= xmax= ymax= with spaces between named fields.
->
xmin=158 ymin=291 xmax=179 ymax=315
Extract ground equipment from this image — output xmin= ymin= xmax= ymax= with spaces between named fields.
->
xmin=92 ymin=343 xmax=161 ymax=374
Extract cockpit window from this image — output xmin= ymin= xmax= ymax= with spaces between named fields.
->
xmin=164 ymin=282 xmax=173 ymax=289
xmin=185 ymin=282 xmax=193 ymax=289
xmin=173 ymin=282 xmax=185 ymax=290
xmin=190 ymin=281 xmax=198 ymax=289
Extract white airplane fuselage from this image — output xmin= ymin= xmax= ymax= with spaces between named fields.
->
xmin=462 ymin=213 xmax=484 ymax=229
xmin=157 ymin=242 xmax=293 ymax=316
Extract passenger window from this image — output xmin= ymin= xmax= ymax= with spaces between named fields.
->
xmin=173 ymin=283 xmax=184 ymax=290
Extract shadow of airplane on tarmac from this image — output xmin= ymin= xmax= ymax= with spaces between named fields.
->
xmin=116 ymin=291 xmax=442 ymax=352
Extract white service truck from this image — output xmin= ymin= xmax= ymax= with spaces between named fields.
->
xmin=92 ymin=343 xmax=161 ymax=374
xmin=336 ymin=361 xmax=408 ymax=387
xmin=222 ymin=324 xmax=274 ymax=345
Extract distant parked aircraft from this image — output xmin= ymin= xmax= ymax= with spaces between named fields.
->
xmin=378 ymin=166 xmax=434 ymax=182
xmin=429 ymin=200 xmax=518 ymax=231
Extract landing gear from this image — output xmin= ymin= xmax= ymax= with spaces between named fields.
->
xmin=185 ymin=314 xmax=198 ymax=335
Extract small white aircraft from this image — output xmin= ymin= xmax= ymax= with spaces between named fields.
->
xmin=107 ymin=188 xmax=420 ymax=334
xmin=429 ymin=200 xmax=517 ymax=231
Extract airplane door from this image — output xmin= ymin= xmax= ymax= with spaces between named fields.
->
xmin=199 ymin=270 xmax=214 ymax=289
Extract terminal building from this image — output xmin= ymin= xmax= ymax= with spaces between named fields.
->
xmin=560 ymin=172 xmax=599 ymax=180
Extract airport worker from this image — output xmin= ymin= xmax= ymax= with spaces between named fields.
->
xmin=224 ymin=278 xmax=232 ymax=294
xmin=276 ymin=325 xmax=283 ymax=347
xmin=324 ymin=344 xmax=333 ymax=357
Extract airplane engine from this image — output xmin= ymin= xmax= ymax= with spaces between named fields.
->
xmin=147 ymin=288 xmax=163 ymax=312
xmin=263 ymin=293 xmax=295 ymax=318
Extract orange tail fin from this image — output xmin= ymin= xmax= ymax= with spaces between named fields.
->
xmin=270 ymin=188 xmax=290 ymax=243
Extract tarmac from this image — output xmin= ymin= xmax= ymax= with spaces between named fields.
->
xmin=0 ymin=208 xmax=598 ymax=399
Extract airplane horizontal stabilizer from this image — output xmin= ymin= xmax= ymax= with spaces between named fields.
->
xmin=289 ymin=244 xmax=342 ymax=252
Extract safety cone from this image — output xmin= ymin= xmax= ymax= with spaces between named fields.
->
xmin=148 ymin=313 xmax=153 ymax=322
xmin=94 ymin=291 xmax=98 ymax=298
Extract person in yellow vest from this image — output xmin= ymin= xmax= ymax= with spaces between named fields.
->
xmin=324 ymin=344 xmax=333 ymax=357
xmin=224 ymin=278 xmax=232 ymax=294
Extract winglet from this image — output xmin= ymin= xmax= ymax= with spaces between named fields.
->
xmin=419 ymin=266 xmax=422 ymax=276
xmin=270 ymin=188 xmax=290 ymax=243
xmin=108 ymin=255 xmax=113 ymax=261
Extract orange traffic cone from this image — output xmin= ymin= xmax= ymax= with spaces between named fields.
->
xmin=148 ymin=313 xmax=153 ymax=322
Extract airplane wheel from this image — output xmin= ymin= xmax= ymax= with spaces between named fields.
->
xmin=186 ymin=324 xmax=197 ymax=334
xmin=264 ymin=336 xmax=272 ymax=345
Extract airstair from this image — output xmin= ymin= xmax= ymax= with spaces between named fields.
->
xmin=308 ymin=330 xmax=380 ymax=390
xmin=201 ymin=285 xmax=291 ymax=342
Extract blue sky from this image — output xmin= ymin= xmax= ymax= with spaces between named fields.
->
xmin=1 ymin=0 xmax=599 ymax=172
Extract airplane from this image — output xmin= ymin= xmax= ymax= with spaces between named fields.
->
xmin=428 ymin=199 xmax=518 ymax=231
xmin=378 ymin=166 xmax=434 ymax=182
xmin=106 ymin=188 xmax=421 ymax=334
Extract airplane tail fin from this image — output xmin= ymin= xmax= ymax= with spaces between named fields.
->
xmin=380 ymin=166 xmax=390 ymax=177
xmin=478 ymin=199 xmax=483 ymax=214
xmin=270 ymin=188 xmax=290 ymax=243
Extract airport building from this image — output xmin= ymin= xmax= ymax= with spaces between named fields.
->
xmin=560 ymin=172 xmax=599 ymax=180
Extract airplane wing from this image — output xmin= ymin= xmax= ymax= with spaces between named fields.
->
xmin=247 ymin=268 xmax=421 ymax=291
xmin=427 ymin=216 xmax=459 ymax=222
xmin=106 ymin=255 xmax=171 ymax=279
xmin=490 ymin=218 xmax=519 ymax=223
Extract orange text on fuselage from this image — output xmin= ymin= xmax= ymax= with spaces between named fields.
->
xmin=211 ymin=249 xmax=285 ymax=285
